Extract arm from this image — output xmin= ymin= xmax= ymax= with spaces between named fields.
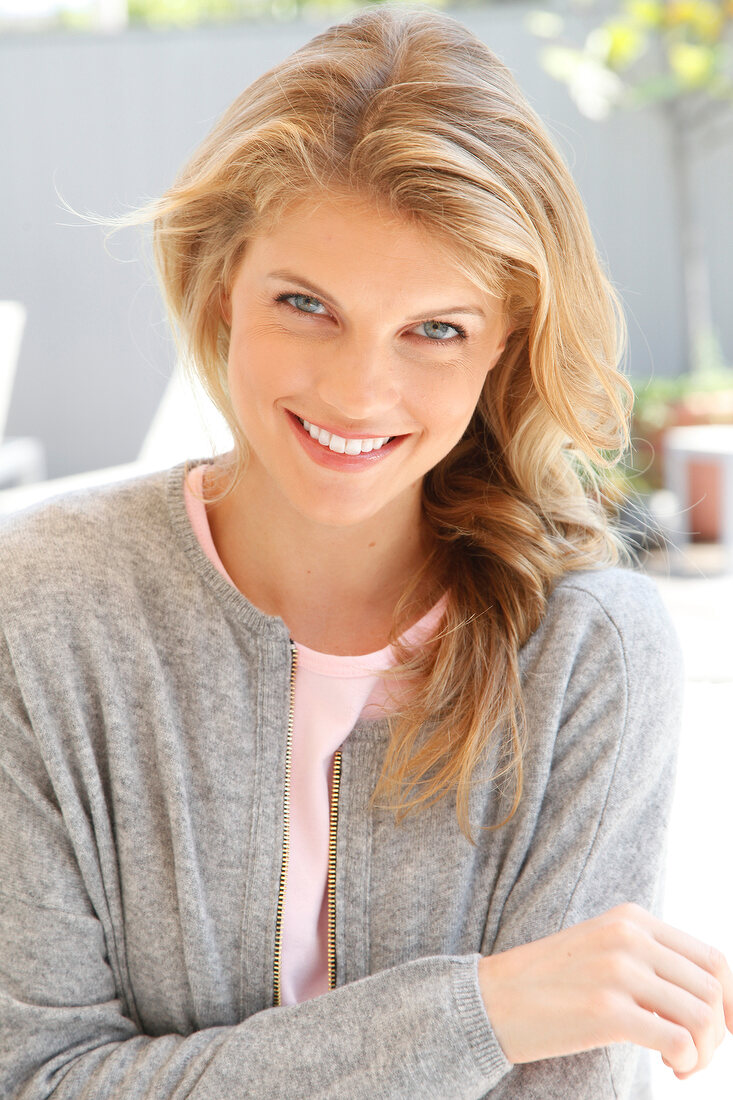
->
xmin=0 ymin=630 xmax=509 ymax=1100
xmin=476 ymin=572 xmax=732 ymax=1096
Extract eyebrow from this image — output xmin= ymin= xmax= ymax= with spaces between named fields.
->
xmin=266 ymin=269 xmax=486 ymax=321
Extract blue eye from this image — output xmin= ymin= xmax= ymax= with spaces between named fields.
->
xmin=275 ymin=292 xmax=467 ymax=343
xmin=277 ymin=292 xmax=327 ymax=314
xmin=418 ymin=320 xmax=467 ymax=342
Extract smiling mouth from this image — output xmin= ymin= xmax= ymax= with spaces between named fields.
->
xmin=296 ymin=416 xmax=395 ymax=456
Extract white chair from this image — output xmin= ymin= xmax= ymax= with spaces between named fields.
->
xmin=0 ymin=360 xmax=233 ymax=515
xmin=0 ymin=301 xmax=46 ymax=490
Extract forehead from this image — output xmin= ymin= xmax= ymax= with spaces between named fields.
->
xmin=240 ymin=191 xmax=501 ymax=308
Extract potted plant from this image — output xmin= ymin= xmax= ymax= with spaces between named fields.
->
xmin=628 ymin=364 xmax=733 ymax=540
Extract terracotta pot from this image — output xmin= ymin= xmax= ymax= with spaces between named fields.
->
xmin=687 ymin=460 xmax=722 ymax=541
xmin=665 ymin=393 xmax=733 ymax=541
xmin=633 ymin=389 xmax=733 ymax=542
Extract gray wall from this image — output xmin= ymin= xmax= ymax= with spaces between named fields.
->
xmin=1 ymin=6 xmax=731 ymax=478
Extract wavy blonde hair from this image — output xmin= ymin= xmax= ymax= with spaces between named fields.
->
xmin=138 ymin=5 xmax=632 ymax=839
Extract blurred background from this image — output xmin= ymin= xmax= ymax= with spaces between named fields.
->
xmin=1 ymin=0 xmax=732 ymax=487
xmin=0 ymin=2 xmax=731 ymax=1095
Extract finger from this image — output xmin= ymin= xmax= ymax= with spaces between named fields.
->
xmin=624 ymin=1001 xmax=698 ymax=1074
xmin=637 ymin=975 xmax=720 ymax=1072
xmin=640 ymin=912 xmax=733 ymax=1031
xmin=649 ymin=941 xmax=726 ymax=1047
xmin=662 ymin=1053 xmax=692 ymax=1082
xmin=661 ymin=1053 xmax=694 ymax=1082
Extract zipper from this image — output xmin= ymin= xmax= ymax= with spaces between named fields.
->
xmin=273 ymin=641 xmax=343 ymax=1005
xmin=327 ymin=750 xmax=342 ymax=991
xmin=273 ymin=641 xmax=297 ymax=1008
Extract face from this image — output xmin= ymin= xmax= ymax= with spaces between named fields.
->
xmin=222 ymin=191 xmax=510 ymax=532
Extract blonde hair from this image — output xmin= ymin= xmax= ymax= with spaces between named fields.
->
xmin=139 ymin=5 xmax=632 ymax=839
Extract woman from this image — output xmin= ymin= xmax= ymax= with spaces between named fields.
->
xmin=0 ymin=6 xmax=730 ymax=1097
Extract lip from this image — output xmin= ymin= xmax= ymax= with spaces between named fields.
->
xmin=285 ymin=409 xmax=408 ymax=471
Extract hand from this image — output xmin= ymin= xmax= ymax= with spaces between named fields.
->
xmin=478 ymin=902 xmax=733 ymax=1077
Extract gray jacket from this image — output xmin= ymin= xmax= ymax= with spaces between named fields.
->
xmin=0 ymin=463 xmax=683 ymax=1098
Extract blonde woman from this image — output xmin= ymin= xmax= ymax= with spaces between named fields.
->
xmin=0 ymin=7 xmax=730 ymax=1098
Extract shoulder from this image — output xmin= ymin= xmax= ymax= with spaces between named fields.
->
xmin=0 ymin=465 xmax=185 ymax=617
xmin=517 ymin=567 xmax=684 ymax=788
xmin=522 ymin=565 xmax=683 ymax=689
xmin=0 ymin=464 xmax=173 ymax=558
xmin=553 ymin=565 xmax=678 ymax=650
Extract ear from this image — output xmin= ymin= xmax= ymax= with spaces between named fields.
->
xmin=488 ymin=327 xmax=513 ymax=370
xmin=219 ymin=286 xmax=232 ymax=326
xmin=498 ymin=322 xmax=517 ymax=358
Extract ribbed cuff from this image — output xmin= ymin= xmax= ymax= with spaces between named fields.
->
xmin=451 ymin=954 xmax=513 ymax=1086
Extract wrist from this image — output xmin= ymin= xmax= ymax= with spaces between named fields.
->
xmin=478 ymin=954 xmax=514 ymax=1062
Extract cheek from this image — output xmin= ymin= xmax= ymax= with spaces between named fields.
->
xmin=417 ymin=367 xmax=487 ymax=438
xmin=226 ymin=326 xmax=296 ymax=404
xmin=225 ymin=342 xmax=254 ymax=409
xmin=225 ymin=341 xmax=275 ymax=435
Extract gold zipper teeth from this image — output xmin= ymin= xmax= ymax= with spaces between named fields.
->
xmin=327 ymin=750 xmax=342 ymax=991
xmin=273 ymin=641 xmax=298 ymax=1008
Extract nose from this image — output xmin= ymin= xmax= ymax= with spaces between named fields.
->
xmin=314 ymin=339 xmax=400 ymax=423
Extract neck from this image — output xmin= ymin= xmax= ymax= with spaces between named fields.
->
xmin=205 ymin=461 xmax=435 ymax=654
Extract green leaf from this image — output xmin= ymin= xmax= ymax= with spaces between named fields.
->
xmin=624 ymin=72 xmax=686 ymax=105
xmin=128 ymin=0 xmax=241 ymax=26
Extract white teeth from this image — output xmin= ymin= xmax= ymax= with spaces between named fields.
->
xmin=297 ymin=417 xmax=392 ymax=456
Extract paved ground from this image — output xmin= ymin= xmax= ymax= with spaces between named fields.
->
xmin=640 ymin=545 xmax=733 ymax=1098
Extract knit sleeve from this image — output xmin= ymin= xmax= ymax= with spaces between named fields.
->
xmin=477 ymin=570 xmax=684 ymax=1098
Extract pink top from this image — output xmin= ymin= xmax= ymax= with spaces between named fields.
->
xmin=184 ymin=463 xmax=445 ymax=1004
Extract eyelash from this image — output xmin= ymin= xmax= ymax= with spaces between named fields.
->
xmin=274 ymin=292 xmax=468 ymax=343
